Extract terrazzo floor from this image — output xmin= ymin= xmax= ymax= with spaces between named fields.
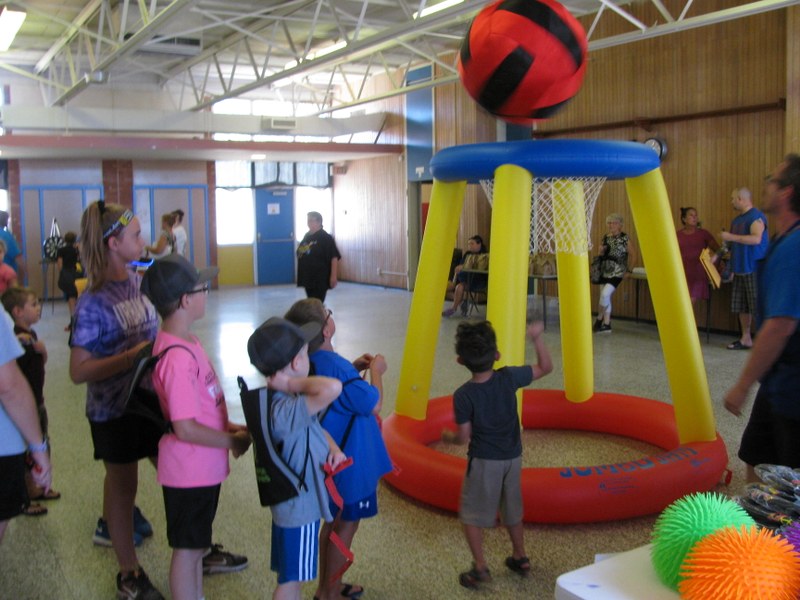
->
xmin=0 ymin=282 xmax=754 ymax=599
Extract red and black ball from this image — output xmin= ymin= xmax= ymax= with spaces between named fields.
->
xmin=457 ymin=0 xmax=588 ymax=124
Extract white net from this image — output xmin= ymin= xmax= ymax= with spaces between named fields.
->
xmin=480 ymin=177 xmax=606 ymax=255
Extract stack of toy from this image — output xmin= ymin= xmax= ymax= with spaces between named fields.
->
xmin=651 ymin=491 xmax=800 ymax=599
xmin=732 ymin=464 xmax=800 ymax=529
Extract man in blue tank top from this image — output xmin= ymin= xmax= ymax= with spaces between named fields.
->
xmin=721 ymin=187 xmax=768 ymax=350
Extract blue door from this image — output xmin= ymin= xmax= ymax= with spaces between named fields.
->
xmin=255 ymin=188 xmax=295 ymax=285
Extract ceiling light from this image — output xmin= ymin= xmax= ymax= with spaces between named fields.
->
xmin=251 ymin=154 xmax=267 ymax=160
xmin=0 ymin=7 xmax=26 ymax=52
xmin=413 ymin=0 xmax=464 ymax=19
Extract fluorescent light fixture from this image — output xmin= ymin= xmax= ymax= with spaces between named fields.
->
xmin=0 ymin=7 xmax=26 ymax=52
xmin=413 ymin=0 xmax=464 ymax=19
xmin=251 ymin=153 xmax=267 ymax=160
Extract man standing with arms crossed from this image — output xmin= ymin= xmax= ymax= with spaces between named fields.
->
xmin=725 ymin=154 xmax=800 ymax=482
xmin=721 ymin=187 xmax=768 ymax=350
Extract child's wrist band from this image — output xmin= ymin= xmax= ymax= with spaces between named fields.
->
xmin=28 ymin=438 xmax=48 ymax=453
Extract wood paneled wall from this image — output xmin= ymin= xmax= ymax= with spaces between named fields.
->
xmin=434 ymin=54 xmax=496 ymax=250
xmin=333 ymin=154 xmax=407 ymax=288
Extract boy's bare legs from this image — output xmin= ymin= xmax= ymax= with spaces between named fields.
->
xmin=274 ymin=581 xmax=301 ymax=600
xmin=506 ymin=522 xmax=526 ymax=561
xmin=104 ymin=461 xmax=139 ymax=572
xmin=463 ymin=523 xmax=488 ymax=573
xmin=316 ymin=519 xmax=361 ymax=600
xmin=170 ymin=548 xmax=203 ymax=600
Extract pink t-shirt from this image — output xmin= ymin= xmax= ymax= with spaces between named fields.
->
xmin=152 ymin=331 xmax=230 ymax=488
xmin=0 ymin=263 xmax=16 ymax=293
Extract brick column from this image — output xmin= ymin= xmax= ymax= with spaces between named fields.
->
xmin=102 ymin=160 xmax=133 ymax=207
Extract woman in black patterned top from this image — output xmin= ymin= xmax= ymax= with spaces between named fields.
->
xmin=593 ymin=214 xmax=636 ymax=334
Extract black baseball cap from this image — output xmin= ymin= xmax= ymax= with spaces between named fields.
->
xmin=140 ymin=254 xmax=218 ymax=309
xmin=248 ymin=317 xmax=321 ymax=376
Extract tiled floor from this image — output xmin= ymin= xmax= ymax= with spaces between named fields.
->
xmin=1 ymin=282 xmax=754 ymax=599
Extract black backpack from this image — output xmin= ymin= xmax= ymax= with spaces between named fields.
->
xmin=238 ymin=377 xmax=310 ymax=507
xmin=125 ymin=343 xmax=197 ymax=434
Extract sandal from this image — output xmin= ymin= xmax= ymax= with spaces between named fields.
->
xmin=459 ymin=565 xmax=491 ymax=590
xmin=22 ymin=502 xmax=48 ymax=517
xmin=340 ymin=583 xmax=364 ymax=599
xmin=30 ymin=489 xmax=61 ymax=501
xmin=727 ymin=340 xmax=752 ymax=350
xmin=505 ymin=555 xmax=531 ymax=576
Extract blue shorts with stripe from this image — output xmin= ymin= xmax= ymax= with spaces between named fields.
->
xmin=270 ymin=520 xmax=320 ymax=584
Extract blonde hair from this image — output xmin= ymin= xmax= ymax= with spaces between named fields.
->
xmin=606 ymin=213 xmax=624 ymax=226
xmin=79 ymin=201 xmax=129 ymax=292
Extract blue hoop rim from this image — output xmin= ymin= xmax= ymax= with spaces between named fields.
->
xmin=429 ymin=139 xmax=660 ymax=183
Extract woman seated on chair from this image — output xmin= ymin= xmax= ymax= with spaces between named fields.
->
xmin=443 ymin=235 xmax=488 ymax=318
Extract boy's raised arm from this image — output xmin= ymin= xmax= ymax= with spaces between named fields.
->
xmin=268 ymin=372 xmax=342 ymax=415
xmin=527 ymin=321 xmax=553 ymax=380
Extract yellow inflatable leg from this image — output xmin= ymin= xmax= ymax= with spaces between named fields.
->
xmin=626 ymin=169 xmax=716 ymax=443
xmin=486 ymin=164 xmax=533 ymax=417
xmin=553 ymin=180 xmax=593 ymax=402
xmin=395 ymin=179 xmax=466 ymax=419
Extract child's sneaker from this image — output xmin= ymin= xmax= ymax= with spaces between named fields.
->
xmin=133 ymin=506 xmax=153 ymax=538
xmin=93 ymin=518 xmax=143 ymax=548
xmin=598 ymin=323 xmax=612 ymax=333
xmin=202 ymin=544 xmax=249 ymax=574
xmin=116 ymin=568 xmax=164 ymax=600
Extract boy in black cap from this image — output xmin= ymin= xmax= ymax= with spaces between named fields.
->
xmin=140 ymin=254 xmax=252 ymax=600
xmin=247 ymin=317 xmax=345 ymax=600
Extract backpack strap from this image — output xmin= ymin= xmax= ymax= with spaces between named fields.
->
xmin=318 ymin=376 xmax=363 ymax=452
xmin=126 ymin=343 xmax=198 ymax=434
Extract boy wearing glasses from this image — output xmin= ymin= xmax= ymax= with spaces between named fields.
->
xmin=141 ymin=255 xmax=252 ymax=600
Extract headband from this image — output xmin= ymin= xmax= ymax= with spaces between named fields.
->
xmin=102 ymin=209 xmax=134 ymax=240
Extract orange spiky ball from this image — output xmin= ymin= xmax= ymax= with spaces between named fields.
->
xmin=679 ymin=525 xmax=800 ymax=600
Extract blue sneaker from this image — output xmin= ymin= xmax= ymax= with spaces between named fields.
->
xmin=93 ymin=517 xmax=143 ymax=547
xmin=133 ymin=506 xmax=153 ymax=538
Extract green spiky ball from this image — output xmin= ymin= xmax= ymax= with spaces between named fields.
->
xmin=651 ymin=492 xmax=756 ymax=590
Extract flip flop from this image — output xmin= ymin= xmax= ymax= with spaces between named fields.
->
xmin=30 ymin=489 xmax=61 ymax=501
xmin=340 ymin=584 xmax=364 ymax=599
xmin=312 ymin=584 xmax=364 ymax=600
xmin=727 ymin=341 xmax=752 ymax=350
xmin=22 ymin=503 xmax=48 ymax=517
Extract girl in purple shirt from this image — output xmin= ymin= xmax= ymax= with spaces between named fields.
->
xmin=69 ymin=201 xmax=163 ymax=599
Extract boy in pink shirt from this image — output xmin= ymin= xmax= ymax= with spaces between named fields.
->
xmin=141 ymin=255 xmax=252 ymax=600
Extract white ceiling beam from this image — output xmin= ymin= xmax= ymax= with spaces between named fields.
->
xmin=50 ymin=0 xmax=200 ymax=106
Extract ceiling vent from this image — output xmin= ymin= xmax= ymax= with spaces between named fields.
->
xmin=132 ymin=34 xmax=203 ymax=56
xmin=145 ymin=35 xmax=202 ymax=56
xmin=268 ymin=118 xmax=297 ymax=130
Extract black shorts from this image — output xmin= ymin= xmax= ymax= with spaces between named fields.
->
xmin=304 ymin=284 xmax=328 ymax=302
xmin=90 ymin=412 xmax=161 ymax=464
xmin=163 ymin=484 xmax=221 ymax=549
xmin=0 ymin=453 xmax=27 ymax=521
xmin=738 ymin=387 xmax=800 ymax=469
xmin=58 ymin=269 xmax=79 ymax=299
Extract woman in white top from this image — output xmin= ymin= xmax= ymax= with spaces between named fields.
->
xmin=145 ymin=213 xmax=176 ymax=259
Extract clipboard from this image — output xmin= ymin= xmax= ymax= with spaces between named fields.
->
xmin=699 ymin=248 xmax=721 ymax=289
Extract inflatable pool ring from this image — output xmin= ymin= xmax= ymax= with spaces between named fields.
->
xmin=383 ymin=390 xmax=728 ymax=524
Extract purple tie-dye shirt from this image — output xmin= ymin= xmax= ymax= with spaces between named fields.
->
xmin=70 ymin=270 xmax=158 ymax=421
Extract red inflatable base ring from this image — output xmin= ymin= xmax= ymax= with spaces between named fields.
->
xmin=383 ymin=390 xmax=728 ymax=524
